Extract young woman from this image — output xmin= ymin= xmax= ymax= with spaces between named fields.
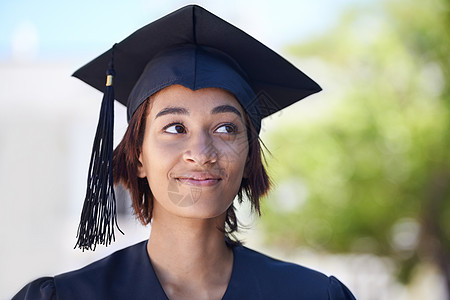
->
xmin=14 ymin=5 xmax=356 ymax=300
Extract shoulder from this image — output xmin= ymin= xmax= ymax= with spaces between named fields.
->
xmin=14 ymin=241 xmax=152 ymax=300
xmin=12 ymin=277 xmax=56 ymax=300
xmin=233 ymin=246 xmax=356 ymax=300
xmin=53 ymin=240 xmax=149 ymax=299
xmin=56 ymin=240 xmax=146 ymax=282
xmin=234 ymin=246 xmax=329 ymax=286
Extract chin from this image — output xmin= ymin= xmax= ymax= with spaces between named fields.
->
xmin=157 ymin=193 xmax=231 ymax=220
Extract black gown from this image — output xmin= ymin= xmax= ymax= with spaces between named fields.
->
xmin=14 ymin=241 xmax=356 ymax=299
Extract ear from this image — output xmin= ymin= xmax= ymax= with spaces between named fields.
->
xmin=137 ymin=153 xmax=147 ymax=178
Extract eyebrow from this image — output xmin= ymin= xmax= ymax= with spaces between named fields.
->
xmin=155 ymin=107 xmax=189 ymax=119
xmin=211 ymin=105 xmax=242 ymax=119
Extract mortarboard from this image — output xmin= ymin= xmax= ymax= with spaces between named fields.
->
xmin=72 ymin=4 xmax=321 ymax=250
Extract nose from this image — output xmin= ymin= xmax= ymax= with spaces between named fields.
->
xmin=182 ymin=132 xmax=218 ymax=166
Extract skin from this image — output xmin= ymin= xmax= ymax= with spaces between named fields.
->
xmin=138 ymin=84 xmax=249 ymax=300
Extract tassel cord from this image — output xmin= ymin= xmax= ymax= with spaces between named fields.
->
xmin=75 ymin=45 xmax=123 ymax=251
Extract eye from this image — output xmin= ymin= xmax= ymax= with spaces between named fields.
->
xmin=164 ymin=123 xmax=186 ymax=134
xmin=215 ymin=124 xmax=237 ymax=134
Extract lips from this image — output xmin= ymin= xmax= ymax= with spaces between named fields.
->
xmin=174 ymin=172 xmax=222 ymax=187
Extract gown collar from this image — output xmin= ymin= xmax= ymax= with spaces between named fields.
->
xmin=143 ymin=240 xmax=259 ymax=299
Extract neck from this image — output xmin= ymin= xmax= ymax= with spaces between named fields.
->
xmin=147 ymin=205 xmax=234 ymax=300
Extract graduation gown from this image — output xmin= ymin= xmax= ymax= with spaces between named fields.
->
xmin=14 ymin=241 xmax=356 ymax=299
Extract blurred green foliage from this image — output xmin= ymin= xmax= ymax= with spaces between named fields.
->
xmin=262 ymin=0 xmax=450 ymax=288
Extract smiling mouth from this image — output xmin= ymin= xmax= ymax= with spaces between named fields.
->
xmin=176 ymin=178 xmax=221 ymax=187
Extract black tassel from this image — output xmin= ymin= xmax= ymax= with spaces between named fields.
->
xmin=75 ymin=45 xmax=123 ymax=251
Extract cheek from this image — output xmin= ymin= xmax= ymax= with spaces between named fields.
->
xmin=217 ymin=135 xmax=249 ymax=166
xmin=215 ymin=137 xmax=248 ymax=192
xmin=142 ymin=139 xmax=181 ymax=173
xmin=140 ymin=135 xmax=172 ymax=180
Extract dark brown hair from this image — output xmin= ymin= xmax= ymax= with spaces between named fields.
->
xmin=113 ymin=96 xmax=270 ymax=241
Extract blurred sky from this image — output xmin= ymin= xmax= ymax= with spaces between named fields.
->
xmin=0 ymin=0 xmax=373 ymax=62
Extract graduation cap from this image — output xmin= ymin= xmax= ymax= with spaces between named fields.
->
xmin=73 ymin=4 xmax=321 ymax=251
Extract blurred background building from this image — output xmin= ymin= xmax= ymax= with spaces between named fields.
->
xmin=1 ymin=0 xmax=448 ymax=299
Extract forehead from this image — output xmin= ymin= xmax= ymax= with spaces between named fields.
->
xmin=149 ymin=84 xmax=245 ymax=114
